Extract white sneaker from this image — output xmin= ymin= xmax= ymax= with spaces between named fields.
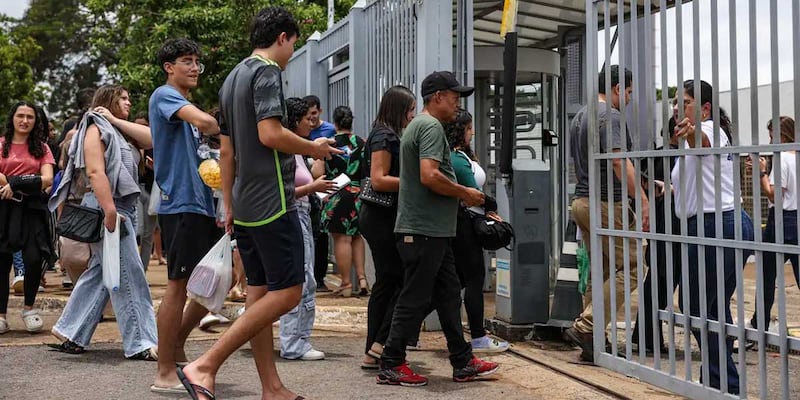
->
xmin=11 ymin=275 xmax=24 ymax=294
xmin=471 ymin=336 xmax=510 ymax=353
xmin=0 ymin=318 xmax=9 ymax=334
xmin=198 ymin=313 xmax=230 ymax=331
xmin=300 ymin=348 xmax=325 ymax=361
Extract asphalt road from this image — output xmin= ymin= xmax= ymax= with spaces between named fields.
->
xmin=1 ymin=331 xmax=616 ymax=400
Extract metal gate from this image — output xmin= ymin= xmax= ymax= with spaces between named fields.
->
xmin=583 ymin=0 xmax=800 ymax=398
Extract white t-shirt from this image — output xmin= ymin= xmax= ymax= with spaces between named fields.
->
xmin=671 ymin=120 xmax=737 ymax=218
xmin=768 ymin=153 xmax=798 ymax=211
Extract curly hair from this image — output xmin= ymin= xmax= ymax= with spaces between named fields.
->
xmin=283 ymin=97 xmax=310 ymax=133
xmin=444 ymin=108 xmax=475 ymax=160
xmin=157 ymin=38 xmax=201 ymax=74
xmin=3 ymin=101 xmax=48 ymax=160
xmin=251 ymin=7 xmax=300 ymax=49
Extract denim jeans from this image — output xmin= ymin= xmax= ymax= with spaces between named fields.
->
xmin=681 ymin=210 xmax=754 ymax=394
xmin=279 ymin=200 xmax=317 ymax=359
xmin=53 ymin=193 xmax=158 ymax=357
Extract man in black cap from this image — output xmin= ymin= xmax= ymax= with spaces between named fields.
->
xmin=377 ymin=71 xmax=499 ymax=387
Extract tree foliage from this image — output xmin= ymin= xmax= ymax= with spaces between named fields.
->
xmin=0 ymin=26 xmax=41 ymax=126
xmin=9 ymin=0 xmax=360 ymax=119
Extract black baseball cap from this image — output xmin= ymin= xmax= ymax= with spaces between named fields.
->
xmin=421 ymin=71 xmax=474 ymax=98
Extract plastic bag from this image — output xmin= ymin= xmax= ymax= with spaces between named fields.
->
xmin=577 ymin=241 xmax=590 ymax=295
xmin=148 ymin=182 xmax=161 ymax=216
xmin=102 ymin=215 xmax=121 ymax=293
xmin=187 ymin=234 xmax=232 ymax=313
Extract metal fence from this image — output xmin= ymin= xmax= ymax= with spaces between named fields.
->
xmin=584 ymin=0 xmax=800 ymax=399
xmin=284 ymin=0 xmax=418 ymax=137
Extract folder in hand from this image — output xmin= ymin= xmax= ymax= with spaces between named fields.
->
xmin=315 ymin=173 xmax=351 ymax=200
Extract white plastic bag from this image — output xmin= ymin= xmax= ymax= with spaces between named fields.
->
xmin=187 ymin=234 xmax=232 ymax=313
xmin=102 ymin=214 xmax=121 ymax=293
xmin=147 ymin=182 xmax=161 ymax=216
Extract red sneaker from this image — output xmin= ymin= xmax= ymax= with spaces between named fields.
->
xmin=376 ymin=362 xmax=428 ymax=387
xmin=453 ymin=356 xmax=500 ymax=382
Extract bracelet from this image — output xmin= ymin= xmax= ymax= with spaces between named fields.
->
xmin=760 ymin=172 xmax=768 ymax=178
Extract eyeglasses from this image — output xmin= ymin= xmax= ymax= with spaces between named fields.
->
xmin=171 ymin=60 xmax=205 ymax=74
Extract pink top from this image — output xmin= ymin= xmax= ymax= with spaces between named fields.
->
xmin=295 ymin=155 xmax=313 ymax=201
xmin=0 ymin=138 xmax=55 ymax=176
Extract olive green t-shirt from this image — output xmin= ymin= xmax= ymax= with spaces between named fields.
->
xmin=394 ymin=113 xmax=459 ymax=237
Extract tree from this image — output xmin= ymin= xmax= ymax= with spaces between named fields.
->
xmin=14 ymin=0 xmax=103 ymax=119
xmin=306 ymin=0 xmax=358 ymax=22
xmin=87 ymin=0 xmax=329 ymax=115
xmin=0 ymin=27 xmax=41 ymax=126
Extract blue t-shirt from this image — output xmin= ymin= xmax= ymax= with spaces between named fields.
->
xmin=309 ymin=121 xmax=336 ymax=141
xmin=148 ymin=85 xmax=215 ymax=217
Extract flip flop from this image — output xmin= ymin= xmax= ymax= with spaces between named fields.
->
xmin=150 ymin=384 xmax=186 ymax=394
xmin=176 ymin=366 xmax=216 ymax=400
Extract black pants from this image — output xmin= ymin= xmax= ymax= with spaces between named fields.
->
xmin=633 ymin=198 xmax=682 ymax=350
xmin=454 ymin=208 xmax=487 ymax=339
xmin=361 ymin=204 xmax=404 ymax=353
xmin=751 ymin=209 xmax=799 ymax=329
xmin=314 ymin=233 xmax=329 ymax=285
xmin=381 ymin=235 xmax=472 ymax=369
xmin=0 ymin=250 xmax=43 ymax=314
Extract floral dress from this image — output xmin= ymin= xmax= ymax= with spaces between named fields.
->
xmin=321 ymin=132 xmax=366 ymax=235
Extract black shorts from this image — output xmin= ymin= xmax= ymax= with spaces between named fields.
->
xmin=234 ymin=211 xmax=304 ymax=291
xmin=159 ymin=213 xmax=221 ymax=280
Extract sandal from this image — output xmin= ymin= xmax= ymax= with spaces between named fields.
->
xmin=361 ymin=353 xmax=380 ymax=370
xmin=358 ymin=276 xmax=370 ymax=296
xmin=177 ymin=366 xmax=216 ymax=400
xmin=47 ymin=340 xmax=86 ymax=354
xmin=22 ymin=309 xmax=43 ymax=333
xmin=128 ymin=347 xmax=159 ymax=361
xmin=332 ymin=283 xmax=352 ymax=297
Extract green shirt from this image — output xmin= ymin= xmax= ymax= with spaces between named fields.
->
xmin=450 ymin=150 xmax=479 ymax=189
xmin=394 ymin=113 xmax=459 ymax=237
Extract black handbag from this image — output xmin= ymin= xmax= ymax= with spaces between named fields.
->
xmin=56 ymin=202 xmax=104 ymax=243
xmin=468 ymin=210 xmax=514 ymax=250
xmin=55 ymin=172 xmax=103 ymax=244
xmin=359 ymin=177 xmax=395 ymax=207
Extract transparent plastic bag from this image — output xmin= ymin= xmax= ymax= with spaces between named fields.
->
xmin=102 ymin=215 xmax=121 ymax=293
xmin=187 ymin=234 xmax=232 ymax=312
xmin=148 ymin=182 xmax=161 ymax=216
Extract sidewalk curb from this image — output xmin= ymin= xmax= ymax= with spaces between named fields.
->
xmin=7 ymin=295 xmax=369 ymax=329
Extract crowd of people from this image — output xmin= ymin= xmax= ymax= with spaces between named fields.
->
xmin=0 ymin=6 xmax=508 ymax=399
xmin=2 ymin=5 xmax=796 ymax=400
xmin=566 ymin=66 xmax=798 ymax=395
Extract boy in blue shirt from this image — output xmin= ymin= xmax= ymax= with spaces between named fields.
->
xmin=304 ymin=95 xmax=337 ymax=140
xmin=148 ymin=38 xmax=222 ymax=394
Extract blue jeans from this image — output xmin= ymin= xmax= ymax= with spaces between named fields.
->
xmin=751 ymin=208 xmax=799 ymax=328
xmin=53 ymin=193 xmax=158 ymax=357
xmin=681 ymin=210 xmax=754 ymax=394
xmin=279 ymin=200 xmax=317 ymax=359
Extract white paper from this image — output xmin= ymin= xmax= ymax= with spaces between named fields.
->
xmin=315 ymin=173 xmax=351 ymax=200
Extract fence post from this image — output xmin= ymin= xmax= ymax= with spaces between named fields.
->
xmin=415 ymin=0 xmax=454 ymax=108
xmin=348 ymin=1 xmax=368 ymax=138
xmin=304 ymin=31 xmax=330 ymax=120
